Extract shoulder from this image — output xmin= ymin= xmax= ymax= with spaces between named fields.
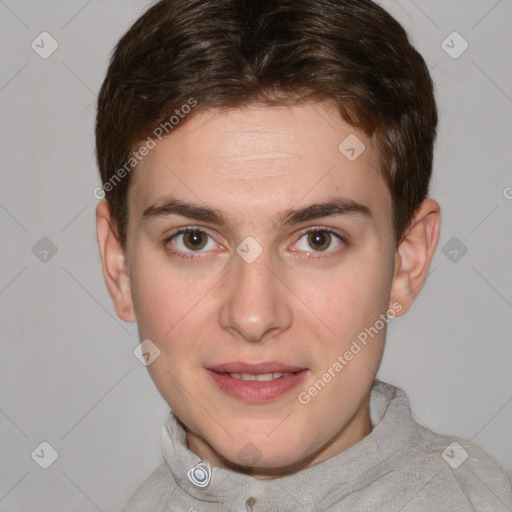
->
xmin=414 ymin=420 xmax=512 ymax=510
xmin=374 ymin=380 xmax=512 ymax=511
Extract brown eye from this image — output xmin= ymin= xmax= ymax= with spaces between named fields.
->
xmin=165 ymin=228 xmax=220 ymax=260
xmin=307 ymin=230 xmax=332 ymax=251
xmin=292 ymin=228 xmax=344 ymax=256
xmin=182 ymin=230 xmax=208 ymax=250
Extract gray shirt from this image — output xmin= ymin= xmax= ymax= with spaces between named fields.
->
xmin=121 ymin=380 xmax=512 ymax=511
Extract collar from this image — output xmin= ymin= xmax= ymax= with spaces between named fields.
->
xmin=160 ymin=379 xmax=420 ymax=511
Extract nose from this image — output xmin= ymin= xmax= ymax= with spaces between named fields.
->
xmin=219 ymin=250 xmax=293 ymax=343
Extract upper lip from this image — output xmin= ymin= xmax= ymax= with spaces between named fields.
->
xmin=208 ymin=362 xmax=306 ymax=374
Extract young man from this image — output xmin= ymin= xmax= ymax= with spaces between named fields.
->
xmin=95 ymin=0 xmax=512 ymax=510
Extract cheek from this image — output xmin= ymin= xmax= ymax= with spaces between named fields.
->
xmin=296 ymin=253 xmax=394 ymax=342
xmin=130 ymin=256 xmax=222 ymax=366
xmin=130 ymin=264 xmax=194 ymax=350
xmin=131 ymin=263 xmax=212 ymax=407
xmin=130 ymin=243 xmax=196 ymax=319
xmin=131 ymin=269 xmax=174 ymax=333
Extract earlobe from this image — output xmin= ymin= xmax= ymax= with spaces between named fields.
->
xmin=389 ymin=199 xmax=441 ymax=315
xmin=96 ymin=200 xmax=136 ymax=322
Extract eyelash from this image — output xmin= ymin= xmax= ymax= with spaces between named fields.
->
xmin=164 ymin=227 xmax=216 ymax=260
xmin=164 ymin=226 xmax=345 ymax=260
xmin=294 ymin=226 xmax=345 ymax=259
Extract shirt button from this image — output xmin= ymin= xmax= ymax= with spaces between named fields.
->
xmin=186 ymin=461 xmax=211 ymax=488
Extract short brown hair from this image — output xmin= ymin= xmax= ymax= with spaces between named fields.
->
xmin=96 ymin=0 xmax=438 ymax=246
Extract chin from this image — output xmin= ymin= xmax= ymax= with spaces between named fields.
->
xmin=221 ymin=445 xmax=313 ymax=475
xmin=211 ymin=428 xmax=315 ymax=474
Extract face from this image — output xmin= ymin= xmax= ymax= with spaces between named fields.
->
xmin=117 ymin=102 xmax=402 ymax=474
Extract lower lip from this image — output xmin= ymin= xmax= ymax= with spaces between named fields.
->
xmin=206 ymin=369 xmax=309 ymax=402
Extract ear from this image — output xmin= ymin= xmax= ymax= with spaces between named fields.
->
xmin=389 ymin=198 xmax=441 ymax=316
xmin=96 ymin=200 xmax=136 ymax=322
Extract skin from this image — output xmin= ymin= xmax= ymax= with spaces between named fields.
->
xmin=96 ymin=102 xmax=440 ymax=477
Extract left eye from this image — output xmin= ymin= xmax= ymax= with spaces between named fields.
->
xmin=294 ymin=229 xmax=343 ymax=253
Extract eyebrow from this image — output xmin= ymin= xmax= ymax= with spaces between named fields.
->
xmin=141 ymin=196 xmax=372 ymax=229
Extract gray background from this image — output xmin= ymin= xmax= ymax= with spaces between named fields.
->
xmin=0 ymin=0 xmax=511 ymax=510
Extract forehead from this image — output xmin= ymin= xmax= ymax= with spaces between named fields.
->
xmin=127 ymin=102 xmax=390 ymax=226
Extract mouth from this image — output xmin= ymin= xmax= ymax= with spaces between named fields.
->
xmin=206 ymin=362 xmax=309 ymax=402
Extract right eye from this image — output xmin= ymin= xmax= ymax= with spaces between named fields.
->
xmin=165 ymin=227 xmax=221 ymax=259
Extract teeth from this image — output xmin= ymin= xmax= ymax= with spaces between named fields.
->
xmin=228 ymin=372 xmax=292 ymax=381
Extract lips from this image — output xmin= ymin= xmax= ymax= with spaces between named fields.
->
xmin=206 ymin=362 xmax=308 ymax=402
